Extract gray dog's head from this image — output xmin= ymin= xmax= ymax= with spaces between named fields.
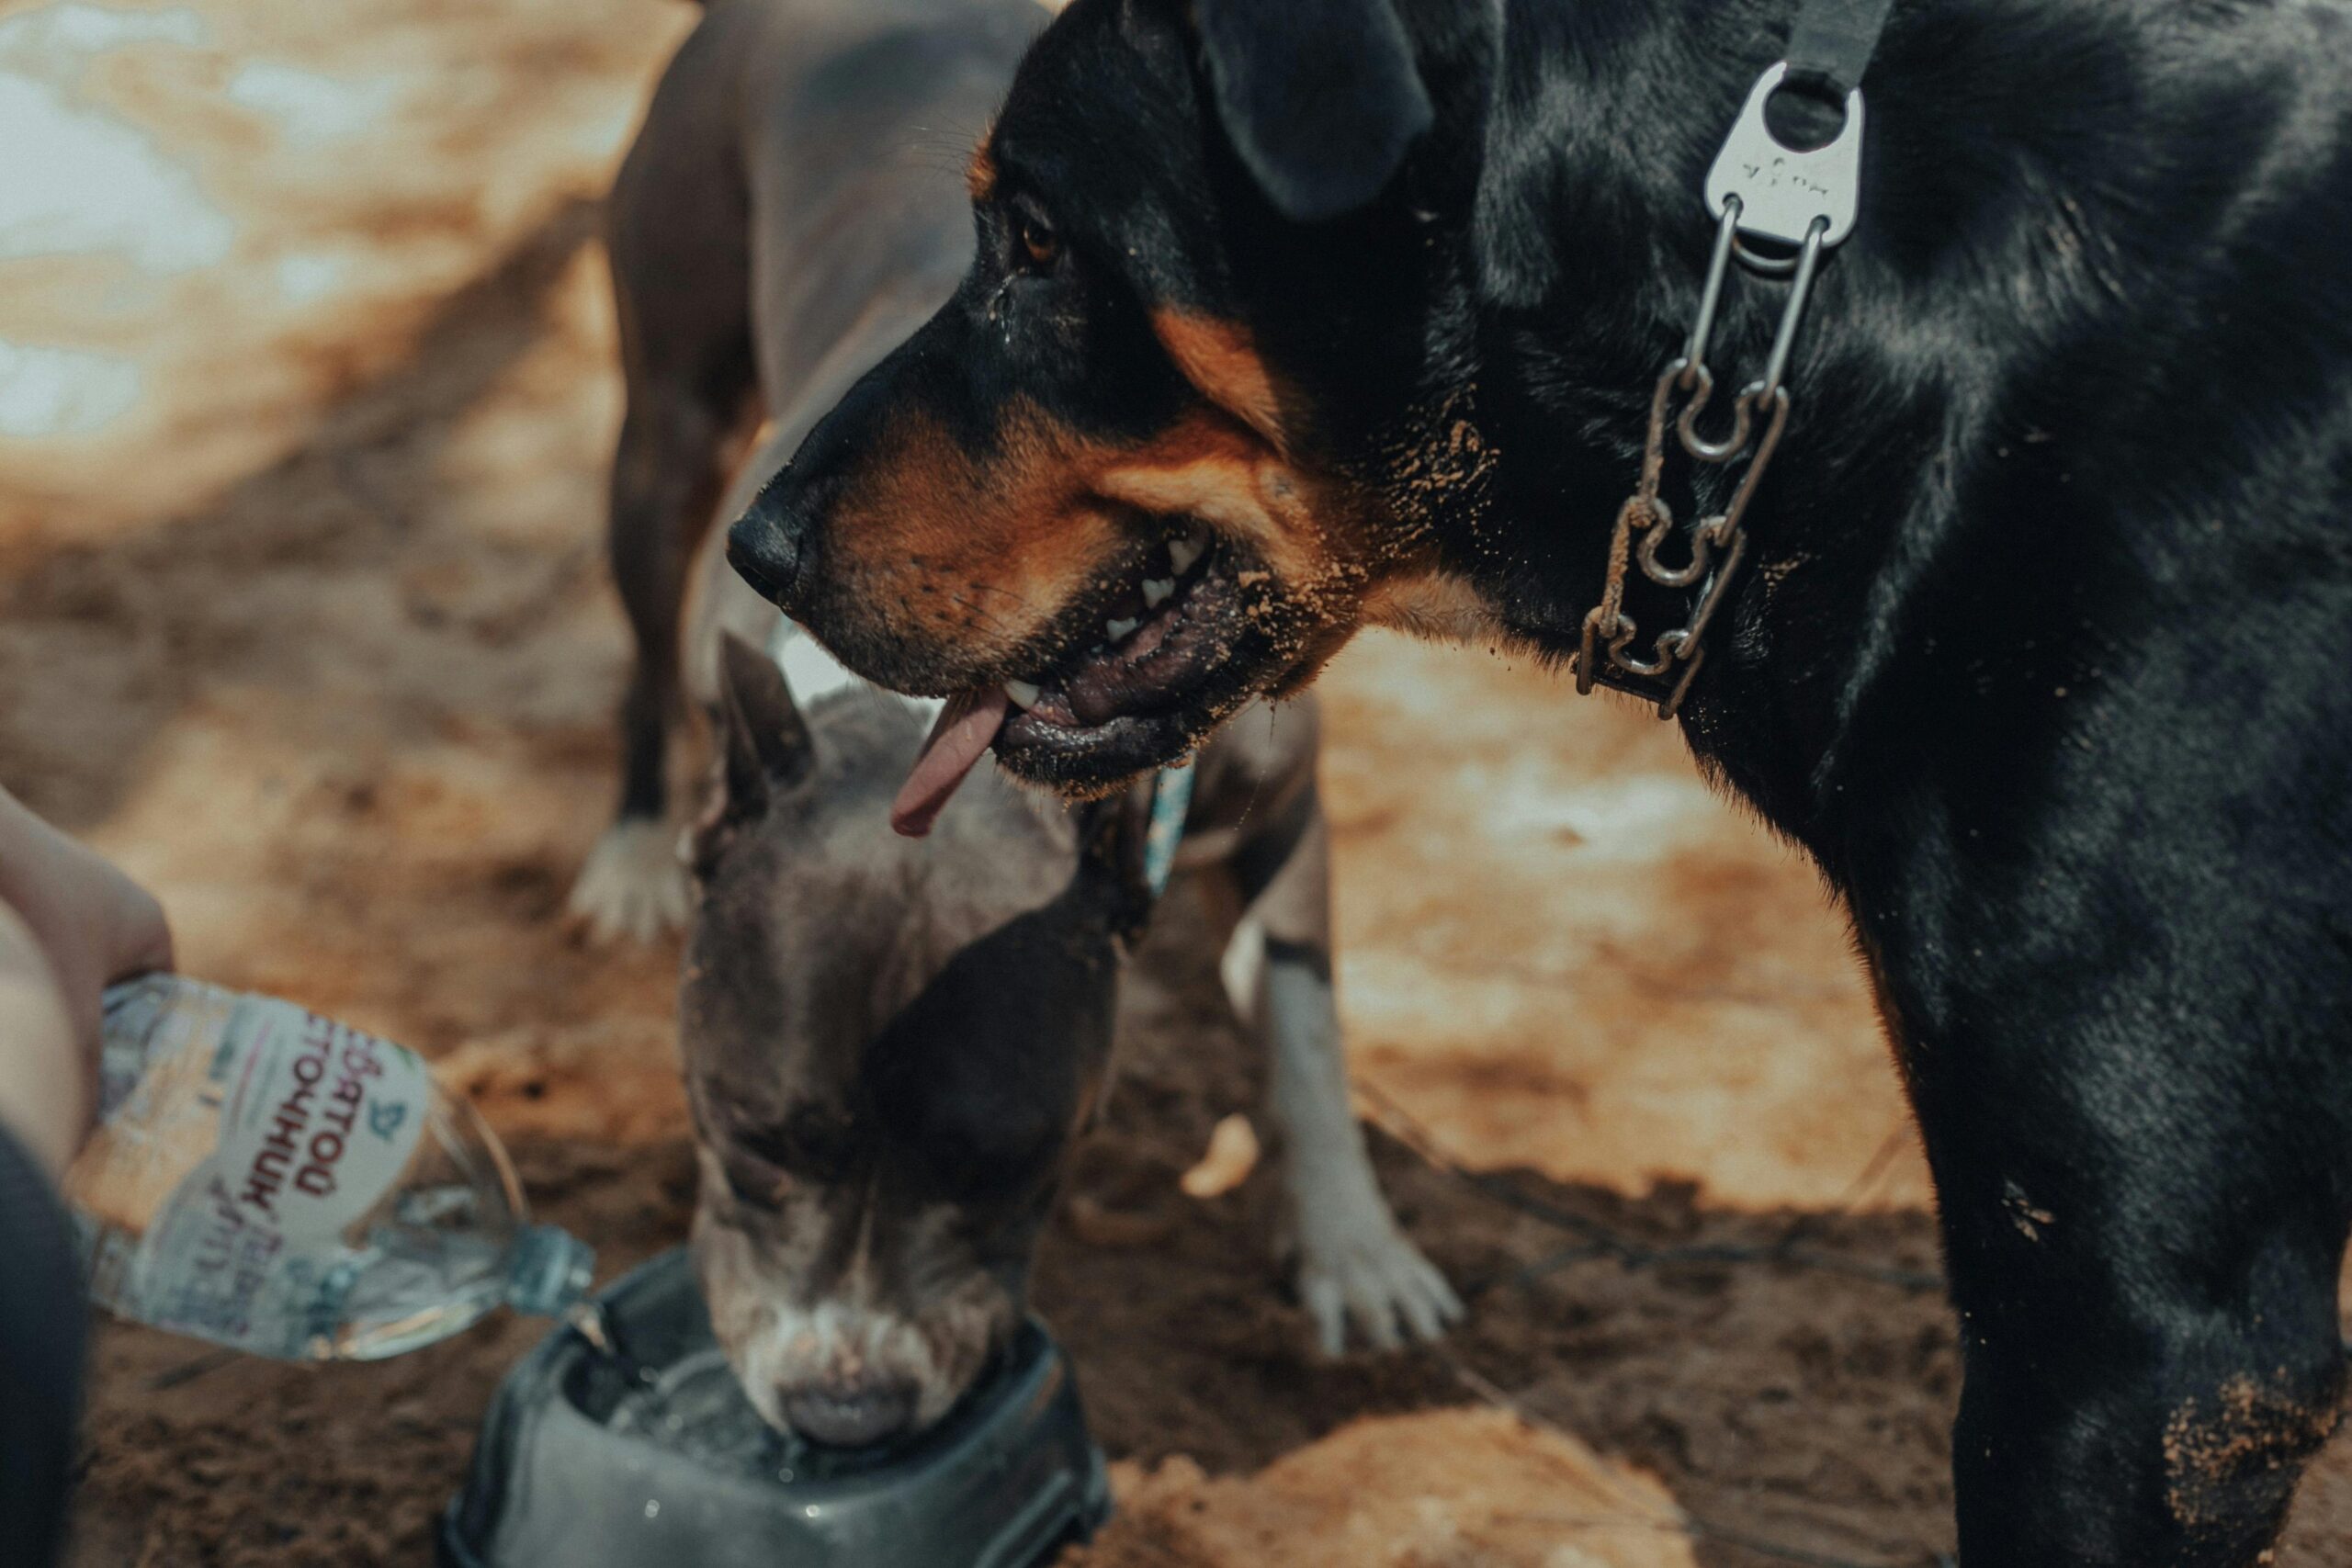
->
xmin=683 ymin=634 xmax=1136 ymax=1448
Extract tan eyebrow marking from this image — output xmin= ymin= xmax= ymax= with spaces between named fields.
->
xmin=1149 ymin=309 xmax=1287 ymax=451
xmin=967 ymin=128 xmax=998 ymax=203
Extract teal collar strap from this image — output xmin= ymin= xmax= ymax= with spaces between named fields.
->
xmin=1142 ymin=762 xmax=1194 ymax=897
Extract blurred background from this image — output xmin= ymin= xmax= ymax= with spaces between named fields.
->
xmin=2 ymin=2 xmax=2345 ymax=1563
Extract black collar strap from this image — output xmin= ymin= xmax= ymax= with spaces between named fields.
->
xmin=1573 ymin=0 xmax=1890 ymax=718
xmin=1786 ymin=0 xmax=1896 ymax=103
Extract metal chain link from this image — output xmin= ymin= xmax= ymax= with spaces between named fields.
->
xmin=1578 ymin=55 xmax=1862 ymax=719
xmin=1577 ymin=203 xmax=1826 ymax=717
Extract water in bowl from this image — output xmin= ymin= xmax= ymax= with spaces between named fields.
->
xmin=605 ymin=1347 xmax=912 ymax=1483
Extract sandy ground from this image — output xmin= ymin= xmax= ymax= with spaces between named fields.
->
xmin=6 ymin=2 xmax=2352 ymax=1565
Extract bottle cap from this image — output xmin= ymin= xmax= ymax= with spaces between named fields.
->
xmin=505 ymin=1225 xmax=595 ymax=1317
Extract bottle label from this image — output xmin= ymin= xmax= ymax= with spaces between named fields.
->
xmin=99 ymin=987 xmax=432 ymax=1356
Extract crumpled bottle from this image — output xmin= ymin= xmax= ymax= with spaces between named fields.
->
xmin=60 ymin=976 xmax=593 ymax=1361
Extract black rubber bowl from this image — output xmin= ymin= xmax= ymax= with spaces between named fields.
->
xmin=438 ymin=1249 xmax=1109 ymax=1568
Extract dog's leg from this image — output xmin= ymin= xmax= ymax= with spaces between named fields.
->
xmin=1227 ymin=798 xmax=1461 ymax=1354
xmin=569 ymin=101 xmax=757 ymax=944
xmin=571 ymin=391 xmax=749 ymax=942
xmin=1877 ymin=945 xmax=2346 ymax=1566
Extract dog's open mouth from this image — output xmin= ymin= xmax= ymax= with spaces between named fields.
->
xmin=892 ymin=528 xmax=1264 ymax=833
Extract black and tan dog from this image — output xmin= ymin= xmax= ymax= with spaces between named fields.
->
xmin=727 ymin=0 xmax=2352 ymax=1561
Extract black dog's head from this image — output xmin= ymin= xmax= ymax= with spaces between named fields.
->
xmin=729 ymin=0 xmax=1502 ymax=803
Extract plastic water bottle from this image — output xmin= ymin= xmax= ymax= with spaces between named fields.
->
xmin=60 ymin=976 xmax=594 ymax=1361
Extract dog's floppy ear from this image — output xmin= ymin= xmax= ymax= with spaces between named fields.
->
xmin=715 ymin=631 xmax=815 ymax=822
xmin=1193 ymin=0 xmax=1434 ymax=222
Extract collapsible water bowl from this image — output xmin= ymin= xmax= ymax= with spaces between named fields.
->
xmin=438 ymin=1248 xmax=1110 ymax=1568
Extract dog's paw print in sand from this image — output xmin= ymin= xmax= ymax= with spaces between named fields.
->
xmin=569 ymin=818 xmax=692 ymax=943
xmin=1294 ymin=1189 xmax=1464 ymax=1356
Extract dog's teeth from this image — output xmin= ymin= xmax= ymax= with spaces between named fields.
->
xmin=1141 ymin=577 xmax=1175 ymax=607
xmin=1105 ymin=616 xmax=1140 ymax=642
xmin=1167 ymin=536 xmax=1205 ymax=575
xmin=1003 ymin=679 xmax=1040 ymax=709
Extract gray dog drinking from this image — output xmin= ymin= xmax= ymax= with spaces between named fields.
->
xmin=681 ymin=630 xmax=1457 ymax=1446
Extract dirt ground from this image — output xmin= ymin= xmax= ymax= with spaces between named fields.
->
xmin=6 ymin=3 xmax=2352 ymax=1565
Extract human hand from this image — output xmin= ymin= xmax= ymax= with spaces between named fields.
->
xmin=0 ymin=787 xmax=173 ymax=1175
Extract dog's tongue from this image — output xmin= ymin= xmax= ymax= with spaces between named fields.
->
xmin=891 ymin=685 xmax=1012 ymax=837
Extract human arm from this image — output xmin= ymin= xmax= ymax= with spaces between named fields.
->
xmin=0 ymin=786 xmax=172 ymax=1178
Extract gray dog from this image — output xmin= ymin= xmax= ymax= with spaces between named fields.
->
xmin=687 ymin=630 xmax=1456 ymax=1443
xmin=571 ymin=0 xmax=1457 ymax=1446
xmin=569 ymin=0 xmax=1035 ymax=940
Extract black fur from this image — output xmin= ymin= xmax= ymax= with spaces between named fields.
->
xmin=736 ymin=0 xmax=2352 ymax=1558
xmin=1193 ymin=0 xmax=1432 ymax=222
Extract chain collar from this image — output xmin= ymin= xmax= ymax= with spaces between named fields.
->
xmin=1574 ymin=62 xmax=1865 ymax=718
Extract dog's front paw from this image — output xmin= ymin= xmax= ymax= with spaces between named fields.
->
xmin=567 ymin=818 xmax=690 ymax=943
xmin=1295 ymin=1201 xmax=1463 ymax=1356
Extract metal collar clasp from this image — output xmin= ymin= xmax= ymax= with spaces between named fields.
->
xmin=1706 ymin=62 xmax=1863 ymax=258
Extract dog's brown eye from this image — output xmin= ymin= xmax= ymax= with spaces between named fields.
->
xmin=1018 ymin=213 xmax=1061 ymax=270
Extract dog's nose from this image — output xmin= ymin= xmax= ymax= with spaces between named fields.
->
xmin=727 ymin=500 xmax=805 ymax=611
xmin=779 ymin=1376 xmax=918 ymax=1449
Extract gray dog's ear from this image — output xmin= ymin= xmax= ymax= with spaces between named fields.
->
xmin=716 ymin=631 xmax=815 ymax=820
xmin=1193 ymin=0 xmax=1434 ymax=223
